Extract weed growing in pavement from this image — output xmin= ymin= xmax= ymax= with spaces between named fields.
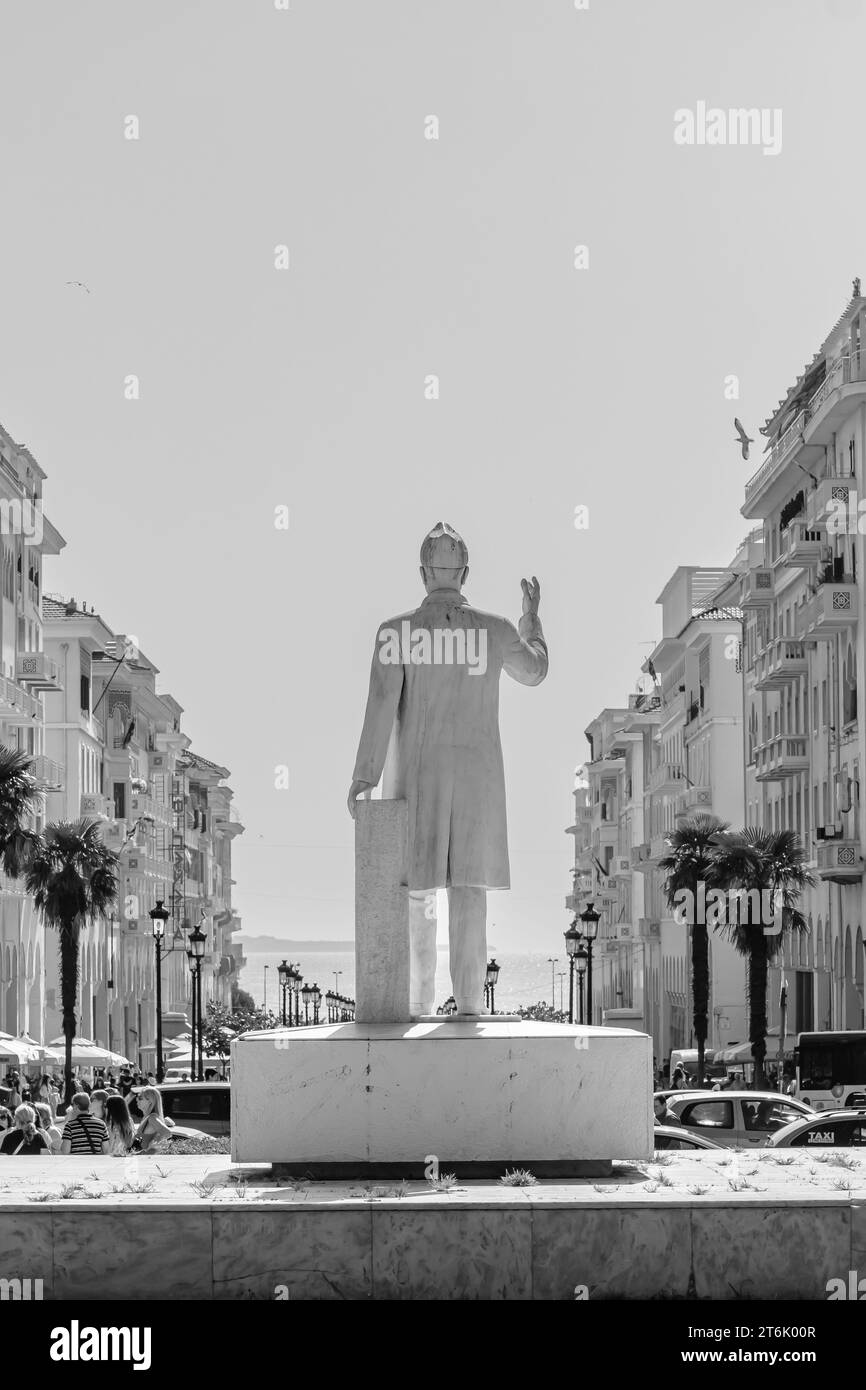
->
xmin=57 ymin=1182 xmax=87 ymax=1200
xmin=687 ymin=1185 xmax=709 ymax=1195
xmin=427 ymin=1173 xmax=459 ymax=1192
xmin=500 ymin=1169 xmax=537 ymax=1187
xmin=188 ymin=1179 xmax=212 ymax=1199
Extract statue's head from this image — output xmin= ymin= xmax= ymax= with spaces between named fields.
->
xmin=419 ymin=522 xmax=469 ymax=593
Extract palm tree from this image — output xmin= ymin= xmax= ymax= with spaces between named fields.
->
xmin=711 ymin=828 xmax=814 ymax=1089
xmin=26 ymin=819 xmax=118 ymax=1104
xmin=0 ymin=745 xmax=43 ymax=876
xmin=658 ymin=814 xmax=730 ymax=1088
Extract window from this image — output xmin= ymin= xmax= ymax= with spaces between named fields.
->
xmin=742 ymin=1101 xmax=805 ymax=1133
xmin=655 ymin=1133 xmax=707 ymax=1151
xmin=679 ymin=1100 xmax=734 ymax=1129
xmin=80 ymin=674 xmax=90 ymax=715
xmin=113 ymin=782 xmax=126 ymax=820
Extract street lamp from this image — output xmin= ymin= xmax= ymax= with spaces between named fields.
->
xmin=277 ymin=959 xmax=291 ymax=1026
xmin=485 ymin=958 xmax=500 ymax=1015
xmin=188 ymin=922 xmax=207 ymax=1080
xmin=575 ymin=944 xmax=588 ymax=1026
xmin=149 ymin=900 xmax=170 ymax=1082
xmin=564 ymin=917 xmax=582 ymax=1024
xmin=579 ymin=901 xmax=601 ymax=1026
xmin=302 ymin=982 xmax=313 ymax=1025
xmin=290 ymin=967 xmax=302 ymax=1026
xmin=312 ymin=983 xmax=322 ymax=1024
xmin=547 ymin=957 xmax=558 ymax=1010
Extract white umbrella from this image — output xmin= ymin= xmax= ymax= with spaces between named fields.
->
xmin=47 ymin=1036 xmax=130 ymax=1067
xmin=0 ymin=1038 xmax=43 ymax=1064
xmin=13 ymin=1035 xmax=62 ymax=1063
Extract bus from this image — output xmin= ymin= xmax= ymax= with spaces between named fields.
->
xmin=794 ymin=1031 xmax=866 ymax=1111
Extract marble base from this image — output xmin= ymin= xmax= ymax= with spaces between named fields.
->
xmin=231 ymin=1020 xmax=653 ymax=1167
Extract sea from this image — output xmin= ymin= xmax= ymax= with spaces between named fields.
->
xmin=240 ymin=948 xmax=567 ymax=1016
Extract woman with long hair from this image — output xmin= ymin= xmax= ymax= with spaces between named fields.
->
xmin=33 ymin=1102 xmax=62 ymax=1154
xmin=0 ymin=1103 xmax=52 ymax=1155
xmin=105 ymin=1095 xmax=135 ymax=1155
xmin=135 ymin=1087 xmax=173 ymax=1152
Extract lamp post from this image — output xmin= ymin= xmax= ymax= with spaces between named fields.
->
xmin=149 ymin=900 xmax=170 ymax=1083
xmin=302 ymin=982 xmax=313 ymax=1025
xmin=188 ymin=922 xmax=207 ymax=1080
xmin=547 ymin=957 xmax=558 ymax=1011
xmin=564 ymin=917 xmax=582 ymax=1024
xmin=579 ymin=901 xmax=601 ymax=1026
xmin=485 ymin=958 xmax=500 ymax=1015
xmin=263 ymin=963 xmax=269 ymax=1013
xmin=558 ymin=972 xmax=566 ymax=1015
xmin=312 ymin=983 xmax=322 ymax=1024
xmin=576 ymin=944 xmax=588 ymax=1025
xmin=277 ymin=959 xmax=290 ymax=1026
xmin=291 ymin=967 xmax=302 ymax=1026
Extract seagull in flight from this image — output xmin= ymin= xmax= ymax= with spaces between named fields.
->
xmin=734 ymin=418 xmax=754 ymax=461
xmin=65 ymin=280 xmax=91 ymax=294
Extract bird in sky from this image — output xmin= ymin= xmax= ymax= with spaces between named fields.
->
xmin=734 ymin=418 xmax=754 ymax=461
xmin=65 ymin=280 xmax=91 ymax=293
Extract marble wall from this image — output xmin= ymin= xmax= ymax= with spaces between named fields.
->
xmin=0 ymin=1197 xmax=860 ymax=1300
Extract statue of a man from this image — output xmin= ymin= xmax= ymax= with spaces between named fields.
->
xmin=348 ymin=522 xmax=548 ymax=1016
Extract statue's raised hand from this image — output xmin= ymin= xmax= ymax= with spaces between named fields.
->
xmin=521 ymin=576 xmax=541 ymax=617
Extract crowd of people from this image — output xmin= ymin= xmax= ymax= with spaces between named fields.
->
xmin=0 ymin=1066 xmax=177 ymax=1158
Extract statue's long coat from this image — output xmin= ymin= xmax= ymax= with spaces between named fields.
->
xmin=352 ymin=588 xmax=548 ymax=891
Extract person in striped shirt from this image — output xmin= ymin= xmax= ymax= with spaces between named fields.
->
xmin=60 ymin=1092 xmax=109 ymax=1155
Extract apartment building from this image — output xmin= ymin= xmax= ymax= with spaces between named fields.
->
xmin=730 ymin=284 xmax=866 ymax=1036
xmin=0 ymin=424 xmax=65 ymax=1040
xmin=41 ymin=597 xmax=244 ymax=1063
xmin=570 ymin=560 xmax=750 ymax=1060
xmin=569 ymin=283 xmax=866 ymax=1061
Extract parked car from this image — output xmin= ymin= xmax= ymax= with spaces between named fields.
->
xmin=653 ymin=1125 xmax=725 ymax=1152
xmin=154 ymin=1081 xmax=230 ymax=1137
xmin=664 ymin=1091 xmax=813 ymax=1147
xmin=765 ymin=1109 xmax=866 ymax=1148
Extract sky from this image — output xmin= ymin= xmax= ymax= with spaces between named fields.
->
xmin=0 ymin=0 xmax=863 ymax=952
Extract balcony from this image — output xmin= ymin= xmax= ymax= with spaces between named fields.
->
xmin=740 ymin=568 xmax=775 ymax=609
xmin=79 ymin=710 xmax=105 ymax=743
xmin=744 ymin=409 xmax=809 ymax=509
xmin=129 ymin=792 xmax=172 ymax=826
xmin=648 ymin=762 xmax=685 ymax=795
xmin=649 ymin=833 xmax=669 ymax=865
xmin=754 ymin=735 xmax=810 ymax=782
xmin=805 ymin=353 xmax=866 ymax=445
xmin=28 ymin=755 xmax=64 ymax=790
xmin=16 ymin=652 xmax=61 ymax=691
xmin=802 ymin=578 xmax=857 ymax=641
xmin=637 ymin=918 xmax=661 ymax=941
xmin=0 ymin=673 xmax=42 ymax=725
xmin=816 ymin=840 xmax=862 ymax=884
xmin=680 ymin=784 xmax=713 ymax=813
xmin=806 ymin=477 xmax=855 ymax=530
xmin=630 ymin=843 xmax=651 ymax=871
xmin=753 ymin=638 xmax=808 ymax=691
xmin=781 ymin=520 xmax=827 ymax=569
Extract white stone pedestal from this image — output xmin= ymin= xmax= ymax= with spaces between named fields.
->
xmin=231 ymin=1019 xmax=653 ymax=1174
